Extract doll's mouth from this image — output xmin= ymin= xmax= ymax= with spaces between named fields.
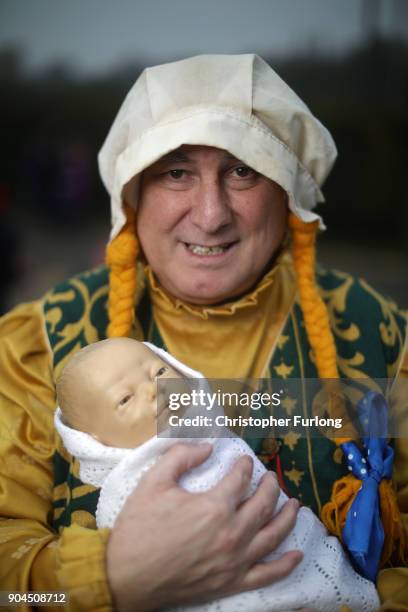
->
xmin=157 ymin=401 xmax=170 ymax=419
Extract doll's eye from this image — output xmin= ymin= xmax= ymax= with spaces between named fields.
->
xmin=156 ymin=366 xmax=168 ymax=377
xmin=119 ymin=394 xmax=132 ymax=406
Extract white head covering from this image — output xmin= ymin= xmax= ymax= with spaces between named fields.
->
xmin=98 ymin=54 xmax=337 ymax=240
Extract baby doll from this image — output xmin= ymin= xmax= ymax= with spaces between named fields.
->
xmin=55 ymin=338 xmax=379 ymax=612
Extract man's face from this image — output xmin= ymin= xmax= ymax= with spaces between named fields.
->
xmin=135 ymin=145 xmax=288 ymax=304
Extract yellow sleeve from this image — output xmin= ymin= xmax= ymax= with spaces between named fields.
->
xmin=0 ymin=301 xmax=112 ymax=611
xmin=378 ymin=341 xmax=408 ymax=611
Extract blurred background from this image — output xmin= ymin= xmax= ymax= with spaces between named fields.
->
xmin=1 ymin=0 xmax=407 ymax=314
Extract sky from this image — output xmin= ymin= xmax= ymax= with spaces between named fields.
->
xmin=1 ymin=0 xmax=407 ymax=76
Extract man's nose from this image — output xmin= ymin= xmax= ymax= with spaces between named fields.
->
xmin=189 ymin=180 xmax=232 ymax=233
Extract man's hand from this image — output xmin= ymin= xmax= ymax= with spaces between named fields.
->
xmin=106 ymin=443 xmax=302 ymax=611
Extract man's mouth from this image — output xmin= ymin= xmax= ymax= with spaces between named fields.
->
xmin=184 ymin=242 xmax=236 ymax=256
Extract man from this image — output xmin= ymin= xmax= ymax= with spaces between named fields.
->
xmin=0 ymin=54 xmax=407 ymax=611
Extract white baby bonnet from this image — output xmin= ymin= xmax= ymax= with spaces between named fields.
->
xmin=98 ymin=54 xmax=337 ymax=240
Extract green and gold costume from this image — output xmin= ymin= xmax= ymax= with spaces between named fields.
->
xmin=0 ymin=251 xmax=407 ymax=610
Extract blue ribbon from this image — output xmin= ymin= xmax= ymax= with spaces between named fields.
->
xmin=341 ymin=390 xmax=394 ymax=582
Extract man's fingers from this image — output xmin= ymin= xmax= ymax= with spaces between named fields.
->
xmin=245 ymin=498 xmax=300 ymax=563
xmin=235 ymin=471 xmax=280 ymax=540
xmin=208 ymin=455 xmax=254 ymax=510
xmin=146 ymin=442 xmax=213 ymax=487
xmin=240 ymin=550 xmax=303 ymax=591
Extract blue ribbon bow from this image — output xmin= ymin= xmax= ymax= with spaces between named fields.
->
xmin=340 ymin=390 xmax=394 ymax=582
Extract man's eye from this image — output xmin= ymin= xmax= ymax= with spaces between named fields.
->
xmin=233 ymin=166 xmax=254 ymax=178
xmin=168 ymin=169 xmax=185 ymax=179
xmin=156 ymin=366 xmax=168 ymax=377
xmin=119 ymin=394 xmax=132 ymax=406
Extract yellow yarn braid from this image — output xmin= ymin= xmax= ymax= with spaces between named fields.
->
xmin=106 ymin=205 xmax=139 ymax=338
xmin=288 ymin=211 xmax=406 ymax=567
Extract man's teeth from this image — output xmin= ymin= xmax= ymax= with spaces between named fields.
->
xmin=187 ymin=244 xmax=229 ymax=255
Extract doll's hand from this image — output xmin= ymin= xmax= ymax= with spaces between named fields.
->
xmin=106 ymin=442 xmax=302 ymax=612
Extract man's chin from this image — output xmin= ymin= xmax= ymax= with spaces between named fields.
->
xmin=172 ymin=280 xmax=247 ymax=306
xmin=157 ymin=264 xmax=253 ymax=305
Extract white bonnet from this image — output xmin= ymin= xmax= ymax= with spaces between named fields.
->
xmin=98 ymin=54 xmax=337 ymax=240
xmin=143 ymin=341 xmax=204 ymax=379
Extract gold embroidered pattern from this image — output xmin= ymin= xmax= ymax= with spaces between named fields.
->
xmin=284 ymin=467 xmax=304 ymax=487
xmin=274 ymin=361 xmax=294 ymax=379
xmin=283 ymin=431 xmax=301 ymax=451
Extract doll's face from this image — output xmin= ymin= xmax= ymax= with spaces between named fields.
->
xmin=62 ymin=338 xmax=181 ymax=448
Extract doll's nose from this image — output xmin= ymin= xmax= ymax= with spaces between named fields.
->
xmin=138 ymin=380 xmax=156 ymax=401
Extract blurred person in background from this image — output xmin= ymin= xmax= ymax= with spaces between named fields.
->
xmin=0 ymin=54 xmax=406 ymax=611
xmin=0 ymin=182 xmax=21 ymax=314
